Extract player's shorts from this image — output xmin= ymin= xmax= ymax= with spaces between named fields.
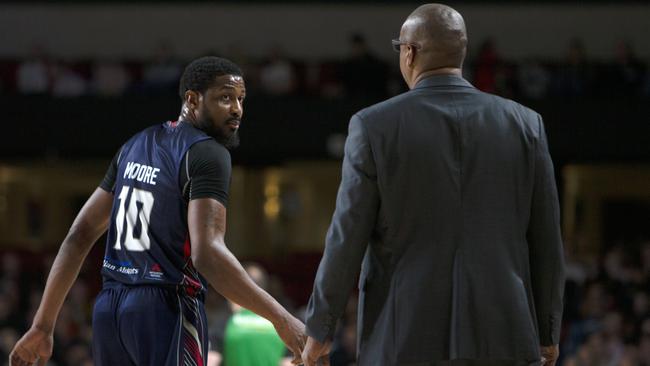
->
xmin=92 ymin=280 xmax=208 ymax=366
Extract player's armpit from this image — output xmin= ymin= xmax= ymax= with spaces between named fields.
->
xmin=67 ymin=187 xmax=114 ymax=245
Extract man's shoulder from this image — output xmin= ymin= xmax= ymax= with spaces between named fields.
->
xmin=124 ymin=123 xmax=163 ymax=142
xmin=353 ymin=88 xmax=541 ymax=131
xmin=477 ymin=92 xmax=545 ymax=141
xmin=354 ymin=91 xmax=413 ymax=122
xmin=478 ymin=90 xmax=541 ymax=120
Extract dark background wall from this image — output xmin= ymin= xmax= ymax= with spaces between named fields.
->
xmin=2 ymin=95 xmax=649 ymax=167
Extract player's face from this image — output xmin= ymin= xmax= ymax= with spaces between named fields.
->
xmin=196 ymin=74 xmax=246 ymax=149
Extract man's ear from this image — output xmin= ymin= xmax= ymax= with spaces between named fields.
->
xmin=406 ymin=46 xmax=416 ymax=69
xmin=185 ymin=90 xmax=200 ymax=110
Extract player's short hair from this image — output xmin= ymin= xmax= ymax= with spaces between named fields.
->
xmin=178 ymin=56 xmax=243 ymax=101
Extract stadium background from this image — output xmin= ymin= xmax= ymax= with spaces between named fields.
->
xmin=0 ymin=0 xmax=649 ymax=365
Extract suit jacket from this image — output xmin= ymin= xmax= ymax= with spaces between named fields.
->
xmin=305 ymin=75 xmax=565 ymax=366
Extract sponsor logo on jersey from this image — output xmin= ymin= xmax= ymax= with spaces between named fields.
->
xmin=102 ymin=258 xmax=140 ymax=276
xmin=146 ymin=263 xmax=165 ymax=280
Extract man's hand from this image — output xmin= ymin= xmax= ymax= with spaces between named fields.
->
xmin=274 ymin=313 xmax=306 ymax=365
xmin=301 ymin=336 xmax=332 ymax=366
xmin=540 ymin=344 xmax=559 ymax=366
xmin=9 ymin=327 xmax=53 ymax=366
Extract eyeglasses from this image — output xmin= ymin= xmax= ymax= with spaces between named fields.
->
xmin=391 ymin=38 xmax=422 ymax=53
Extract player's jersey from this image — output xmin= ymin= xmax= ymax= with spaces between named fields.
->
xmin=102 ymin=121 xmax=211 ymax=295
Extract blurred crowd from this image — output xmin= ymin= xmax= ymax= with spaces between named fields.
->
xmin=1 ymin=239 xmax=649 ymax=365
xmin=1 ymin=36 xmax=649 ymax=101
xmin=0 ymin=252 xmax=97 ymax=366
xmin=561 ymin=241 xmax=650 ymax=365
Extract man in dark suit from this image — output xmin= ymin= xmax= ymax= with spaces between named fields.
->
xmin=302 ymin=4 xmax=565 ymax=366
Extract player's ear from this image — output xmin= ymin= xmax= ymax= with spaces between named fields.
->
xmin=185 ymin=90 xmax=200 ymax=110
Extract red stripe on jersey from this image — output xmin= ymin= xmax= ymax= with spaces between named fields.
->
xmin=181 ymin=234 xmax=203 ymax=297
xmin=184 ymin=337 xmax=203 ymax=365
xmin=183 ymin=235 xmax=191 ymax=260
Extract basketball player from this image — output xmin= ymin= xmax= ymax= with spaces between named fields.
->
xmin=9 ymin=56 xmax=305 ymax=366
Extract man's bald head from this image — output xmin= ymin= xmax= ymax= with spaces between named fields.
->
xmin=401 ymin=3 xmax=468 ymax=69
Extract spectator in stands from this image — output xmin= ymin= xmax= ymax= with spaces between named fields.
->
xmin=141 ymin=41 xmax=182 ymax=94
xmin=601 ymin=311 xmax=626 ymax=363
xmin=604 ymin=245 xmax=630 ymax=283
xmin=563 ymin=281 xmax=609 ymax=357
xmin=554 ymin=38 xmax=593 ymax=97
xmin=225 ymin=43 xmax=258 ymax=85
xmin=560 ymin=235 xmax=650 ymax=364
xmin=16 ymin=45 xmax=53 ymax=95
xmin=620 ymin=344 xmax=640 ymax=366
xmin=609 ymin=40 xmax=646 ymax=97
xmin=564 ymin=331 xmax=608 ymax=365
xmin=472 ymin=38 xmax=499 ymax=93
xmin=207 ymin=349 xmax=222 ymax=366
xmin=259 ymin=46 xmax=297 ymax=96
xmin=51 ymin=62 xmax=87 ymax=98
xmin=222 ymin=263 xmax=290 ymax=366
xmin=341 ymin=33 xmax=388 ymax=99
xmin=91 ymin=59 xmax=131 ymax=97
xmin=518 ymin=58 xmax=550 ymax=99
xmin=471 ymin=38 xmax=515 ymax=98
xmin=315 ymin=60 xmax=345 ymax=98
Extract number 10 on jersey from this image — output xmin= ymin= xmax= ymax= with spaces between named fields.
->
xmin=114 ymin=185 xmax=154 ymax=251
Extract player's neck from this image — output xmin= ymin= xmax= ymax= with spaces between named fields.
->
xmin=178 ymin=103 xmax=198 ymax=126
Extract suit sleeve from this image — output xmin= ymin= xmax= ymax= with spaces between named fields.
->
xmin=305 ymin=114 xmax=380 ymax=342
xmin=527 ymin=114 xmax=566 ymax=346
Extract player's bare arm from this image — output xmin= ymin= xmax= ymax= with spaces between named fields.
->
xmin=9 ymin=188 xmax=113 ymax=366
xmin=187 ymin=197 xmax=306 ymax=363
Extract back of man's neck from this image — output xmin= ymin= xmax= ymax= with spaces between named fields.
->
xmin=410 ymin=68 xmax=462 ymax=89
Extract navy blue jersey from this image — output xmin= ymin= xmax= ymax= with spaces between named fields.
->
xmin=102 ymin=121 xmax=211 ymax=294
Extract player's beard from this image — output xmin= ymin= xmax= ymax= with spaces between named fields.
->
xmin=196 ymin=113 xmax=240 ymax=150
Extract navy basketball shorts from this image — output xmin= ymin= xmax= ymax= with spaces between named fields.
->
xmin=92 ymin=281 xmax=208 ymax=366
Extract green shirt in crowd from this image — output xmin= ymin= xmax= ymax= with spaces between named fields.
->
xmin=223 ymin=308 xmax=286 ymax=366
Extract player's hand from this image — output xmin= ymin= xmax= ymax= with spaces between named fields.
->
xmin=540 ymin=344 xmax=559 ymax=366
xmin=274 ymin=313 xmax=306 ymax=365
xmin=9 ymin=326 xmax=53 ymax=366
xmin=301 ymin=336 xmax=331 ymax=366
